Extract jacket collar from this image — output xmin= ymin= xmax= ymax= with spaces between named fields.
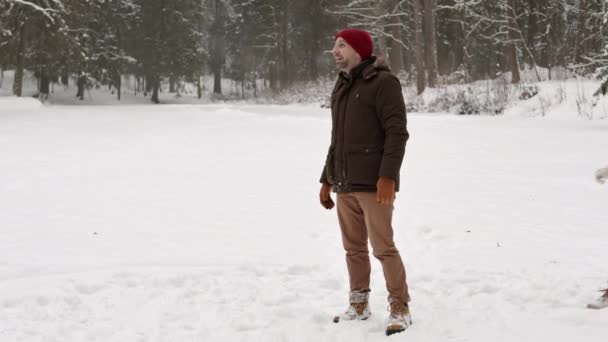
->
xmin=362 ymin=57 xmax=391 ymax=80
xmin=339 ymin=56 xmax=376 ymax=83
xmin=338 ymin=56 xmax=390 ymax=83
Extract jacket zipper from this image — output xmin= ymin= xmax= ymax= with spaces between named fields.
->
xmin=340 ymin=82 xmax=352 ymax=186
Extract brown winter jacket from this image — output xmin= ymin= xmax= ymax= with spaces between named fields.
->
xmin=320 ymin=57 xmax=409 ymax=193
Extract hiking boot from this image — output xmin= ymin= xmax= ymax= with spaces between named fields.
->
xmin=333 ymin=290 xmax=371 ymax=323
xmin=385 ymin=301 xmax=412 ymax=336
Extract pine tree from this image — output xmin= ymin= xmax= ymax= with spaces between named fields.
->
xmin=591 ymin=0 xmax=608 ymax=85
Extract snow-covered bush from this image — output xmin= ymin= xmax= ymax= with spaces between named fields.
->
xmin=519 ymin=85 xmax=539 ymax=100
xmin=403 ymin=77 xmax=513 ymax=115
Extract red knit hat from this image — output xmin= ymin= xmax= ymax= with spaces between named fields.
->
xmin=335 ymin=28 xmax=373 ymax=61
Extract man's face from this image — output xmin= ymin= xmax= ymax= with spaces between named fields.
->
xmin=332 ymin=37 xmax=361 ymax=72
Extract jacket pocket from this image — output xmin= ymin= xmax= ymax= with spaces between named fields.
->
xmin=345 ymin=145 xmax=383 ymax=185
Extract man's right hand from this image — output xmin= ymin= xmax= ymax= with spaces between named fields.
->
xmin=319 ymin=183 xmax=335 ymax=209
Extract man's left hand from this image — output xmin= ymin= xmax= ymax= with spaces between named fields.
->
xmin=376 ymin=177 xmax=396 ymax=205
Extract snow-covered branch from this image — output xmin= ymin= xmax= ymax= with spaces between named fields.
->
xmin=10 ymin=0 xmax=56 ymax=23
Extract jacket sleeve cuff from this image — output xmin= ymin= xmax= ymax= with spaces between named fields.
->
xmin=320 ymin=165 xmax=329 ymax=183
xmin=378 ymin=161 xmax=399 ymax=180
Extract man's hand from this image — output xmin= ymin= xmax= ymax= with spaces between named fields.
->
xmin=596 ymin=166 xmax=608 ymax=184
xmin=319 ymin=183 xmax=335 ymax=209
xmin=376 ymin=177 xmax=396 ymax=205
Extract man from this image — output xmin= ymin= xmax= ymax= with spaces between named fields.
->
xmin=319 ymin=28 xmax=411 ymax=335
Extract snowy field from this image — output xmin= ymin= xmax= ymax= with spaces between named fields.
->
xmin=1 ymin=99 xmax=608 ymax=341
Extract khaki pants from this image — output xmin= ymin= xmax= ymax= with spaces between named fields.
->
xmin=337 ymin=192 xmax=410 ymax=304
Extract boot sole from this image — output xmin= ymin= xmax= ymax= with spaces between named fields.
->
xmin=386 ymin=320 xmax=412 ymax=336
xmin=333 ymin=315 xmax=370 ymax=323
xmin=386 ymin=325 xmax=405 ymax=336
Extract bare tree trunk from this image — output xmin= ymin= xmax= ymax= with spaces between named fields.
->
xmin=526 ymin=0 xmax=539 ymax=62
xmin=507 ymin=0 xmax=520 ymax=83
xmin=39 ymin=69 xmax=50 ymax=101
xmin=423 ymin=0 xmax=437 ymax=87
xmin=270 ymin=61 xmax=277 ymax=91
xmin=412 ymin=0 xmax=426 ymax=94
xmin=253 ymin=77 xmax=257 ymax=98
xmin=12 ymin=24 xmax=26 ymax=97
xmin=279 ymin=0 xmax=289 ymax=89
xmin=574 ymin=0 xmax=588 ymax=64
xmin=76 ymin=73 xmax=86 ymax=100
xmin=387 ymin=36 xmax=403 ymax=72
xmin=385 ymin=0 xmax=403 ymax=73
xmin=508 ymin=0 xmax=540 ymax=82
xmin=309 ymin=0 xmax=321 ymax=80
xmin=151 ymin=75 xmax=160 ymax=104
xmin=213 ymin=71 xmax=221 ymax=94
xmin=211 ymin=0 xmax=224 ymax=94
xmin=375 ymin=0 xmax=413 ymax=75
xmin=169 ymin=75 xmax=176 ymax=93
xmin=197 ymin=76 xmax=202 ymax=99
xmin=116 ymin=73 xmax=121 ymax=101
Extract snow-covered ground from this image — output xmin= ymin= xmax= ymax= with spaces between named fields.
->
xmin=1 ymin=97 xmax=608 ymax=341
